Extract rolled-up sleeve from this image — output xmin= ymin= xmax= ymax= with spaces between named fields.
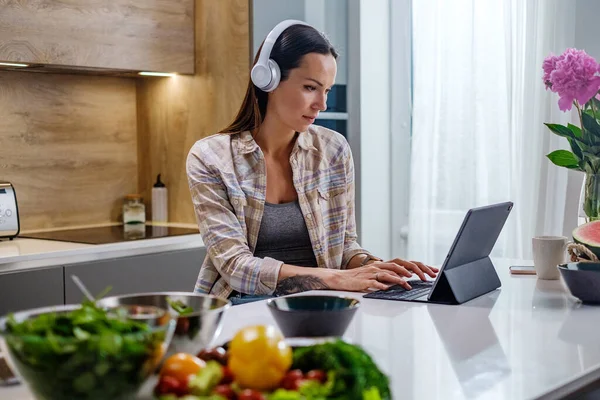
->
xmin=186 ymin=145 xmax=283 ymax=294
xmin=340 ymin=142 xmax=376 ymax=268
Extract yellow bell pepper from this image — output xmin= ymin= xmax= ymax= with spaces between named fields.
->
xmin=228 ymin=325 xmax=292 ymax=391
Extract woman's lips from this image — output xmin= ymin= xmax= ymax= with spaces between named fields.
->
xmin=303 ymin=115 xmax=317 ymax=123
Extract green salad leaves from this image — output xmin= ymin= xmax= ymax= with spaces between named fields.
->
xmin=4 ymin=301 xmax=167 ymax=400
xmin=166 ymin=297 xmax=195 ymax=316
xmin=291 ymin=340 xmax=390 ymax=400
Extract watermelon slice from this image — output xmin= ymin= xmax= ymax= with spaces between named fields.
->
xmin=573 ymin=220 xmax=600 ymax=258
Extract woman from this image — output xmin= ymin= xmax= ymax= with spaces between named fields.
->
xmin=187 ymin=20 xmax=437 ymax=304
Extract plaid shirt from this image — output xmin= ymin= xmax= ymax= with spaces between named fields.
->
xmin=186 ymin=125 xmax=373 ymax=298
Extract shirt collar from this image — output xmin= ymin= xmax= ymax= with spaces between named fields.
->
xmin=296 ymin=128 xmax=318 ymax=152
xmin=235 ymin=131 xmax=259 ymax=155
xmin=234 ymin=129 xmax=318 ymax=155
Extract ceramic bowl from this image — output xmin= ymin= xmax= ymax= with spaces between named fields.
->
xmin=267 ymin=295 xmax=360 ymax=337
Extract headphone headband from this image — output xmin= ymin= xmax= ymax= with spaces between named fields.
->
xmin=257 ymin=19 xmax=309 ymax=67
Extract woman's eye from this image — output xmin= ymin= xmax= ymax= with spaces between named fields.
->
xmin=304 ymin=85 xmax=317 ymax=91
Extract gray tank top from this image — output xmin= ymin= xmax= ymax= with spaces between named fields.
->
xmin=253 ymin=201 xmax=318 ymax=267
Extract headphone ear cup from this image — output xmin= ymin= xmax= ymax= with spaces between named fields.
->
xmin=262 ymin=59 xmax=281 ymax=92
xmin=251 ymin=63 xmax=271 ymax=90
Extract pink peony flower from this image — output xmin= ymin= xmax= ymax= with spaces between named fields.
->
xmin=543 ymin=48 xmax=600 ymax=111
xmin=543 ymin=54 xmax=559 ymax=89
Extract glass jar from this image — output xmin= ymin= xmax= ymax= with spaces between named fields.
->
xmin=123 ymin=194 xmax=146 ymax=225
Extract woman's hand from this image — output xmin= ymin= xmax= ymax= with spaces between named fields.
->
xmin=327 ymin=259 xmax=439 ymax=292
xmin=380 ymin=258 xmax=439 ymax=282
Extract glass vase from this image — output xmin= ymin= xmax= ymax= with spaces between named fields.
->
xmin=581 ymin=173 xmax=600 ymax=222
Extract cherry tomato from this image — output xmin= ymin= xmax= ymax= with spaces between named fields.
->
xmin=159 ymin=353 xmax=206 ymax=382
xmin=154 ymin=375 xmax=186 ymax=397
xmin=238 ymin=389 xmax=265 ymax=400
xmin=175 ymin=317 xmax=190 ymax=334
xmin=306 ymin=369 xmax=327 ymax=383
xmin=197 ymin=347 xmax=228 ymax=365
xmin=281 ymin=369 xmax=304 ymax=390
xmin=221 ymin=365 xmax=234 ymax=384
xmin=213 ymin=384 xmax=236 ymax=400
xmin=130 ymin=305 xmax=145 ymax=315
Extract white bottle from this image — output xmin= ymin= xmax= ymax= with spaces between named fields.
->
xmin=152 ymin=174 xmax=168 ymax=223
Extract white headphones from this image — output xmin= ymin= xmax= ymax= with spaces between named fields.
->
xmin=251 ymin=19 xmax=309 ymax=92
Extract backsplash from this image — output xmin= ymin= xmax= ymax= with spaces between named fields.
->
xmin=0 ymin=71 xmax=138 ymax=231
xmin=0 ymin=0 xmax=251 ymax=232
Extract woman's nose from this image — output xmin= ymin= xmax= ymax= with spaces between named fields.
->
xmin=314 ymin=94 xmax=327 ymax=112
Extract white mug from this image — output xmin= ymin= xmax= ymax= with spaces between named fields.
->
xmin=532 ymin=236 xmax=568 ymax=280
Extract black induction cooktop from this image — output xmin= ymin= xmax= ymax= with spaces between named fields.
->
xmin=21 ymin=225 xmax=199 ymax=245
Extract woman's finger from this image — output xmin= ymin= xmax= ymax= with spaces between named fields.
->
xmin=365 ymin=280 xmax=391 ymax=292
xmin=411 ymin=261 xmax=437 ymax=278
xmin=375 ymin=262 xmax=412 ymax=278
xmin=391 ymin=259 xmax=427 ymax=281
xmin=376 ymin=272 xmax=412 ymax=290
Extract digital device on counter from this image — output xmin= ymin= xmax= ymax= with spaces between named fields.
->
xmin=0 ymin=182 xmax=19 ymax=240
xmin=509 ymin=265 xmax=536 ymax=275
xmin=365 ymin=201 xmax=513 ymax=304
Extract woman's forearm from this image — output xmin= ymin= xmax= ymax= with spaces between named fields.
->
xmin=275 ymin=264 xmax=337 ymax=295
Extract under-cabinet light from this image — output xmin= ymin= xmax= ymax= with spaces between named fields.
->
xmin=138 ymin=71 xmax=176 ymax=77
xmin=0 ymin=62 xmax=29 ymax=67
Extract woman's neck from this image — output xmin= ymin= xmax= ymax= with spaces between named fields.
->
xmin=254 ymin=116 xmax=297 ymax=158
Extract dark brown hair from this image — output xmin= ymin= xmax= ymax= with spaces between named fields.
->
xmin=221 ymin=24 xmax=338 ymax=134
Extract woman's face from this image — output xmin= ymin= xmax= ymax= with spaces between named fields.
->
xmin=267 ymin=52 xmax=337 ymax=132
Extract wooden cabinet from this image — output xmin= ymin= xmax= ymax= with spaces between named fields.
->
xmin=0 ymin=1 xmax=194 ymax=73
xmin=0 ymin=267 xmax=64 ymax=315
xmin=64 ymin=247 xmax=206 ymax=303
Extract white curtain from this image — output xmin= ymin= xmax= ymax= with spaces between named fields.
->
xmin=408 ymin=0 xmax=576 ymax=264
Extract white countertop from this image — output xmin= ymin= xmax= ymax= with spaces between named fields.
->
xmin=0 ymin=234 xmax=205 ymax=273
xmin=211 ymin=260 xmax=597 ymax=400
xmin=2 ymin=258 xmax=597 ymax=400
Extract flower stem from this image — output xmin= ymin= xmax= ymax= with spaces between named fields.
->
xmin=576 ymin=101 xmax=584 ymax=132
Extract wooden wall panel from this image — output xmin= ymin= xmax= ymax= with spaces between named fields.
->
xmin=137 ymin=0 xmax=250 ymax=224
xmin=0 ymin=0 xmax=194 ymax=74
xmin=0 ymin=71 xmax=138 ymax=231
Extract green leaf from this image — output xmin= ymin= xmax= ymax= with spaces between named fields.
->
xmin=582 ymin=152 xmax=600 ymax=174
xmin=546 ymin=150 xmax=580 ymax=169
xmin=582 ymin=113 xmax=600 ymax=144
xmin=73 ymin=327 xmax=91 ymax=340
xmin=73 ymin=372 xmax=96 ymax=393
xmin=585 ymin=145 xmax=600 ymax=154
xmin=545 ymin=123 xmax=576 ymax=139
xmin=545 ymin=122 xmax=589 ymax=147
xmin=568 ymin=138 xmax=583 ymax=160
xmin=568 ymin=123 xmax=583 ymax=139
xmin=363 ymin=387 xmax=383 ymax=400
xmin=166 ymin=297 xmax=194 ymax=315
xmin=590 ymin=96 xmax=600 ymax=114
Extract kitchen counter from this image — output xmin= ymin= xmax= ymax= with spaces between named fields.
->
xmin=0 ymin=234 xmax=205 ymax=274
xmin=3 ymin=259 xmax=600 ymax=400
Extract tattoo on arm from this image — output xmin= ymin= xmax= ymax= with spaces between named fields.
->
xmin=274 ymin=275 xmax=329 ymax=296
